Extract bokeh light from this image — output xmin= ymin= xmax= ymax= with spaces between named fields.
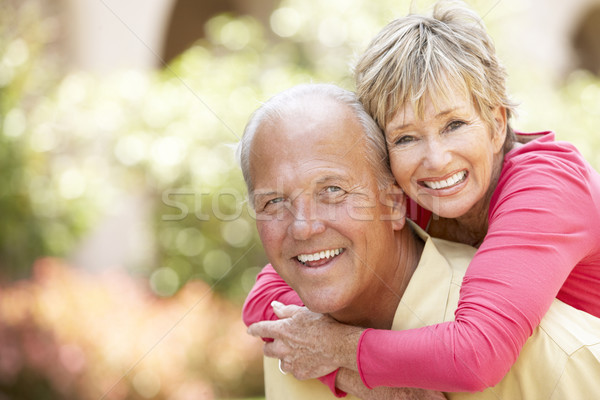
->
xmin=270 ymin=7 xmax=302 ymax=38
xmin=150 ymin=267 xmax=180 ymax=296
xmin=203 ymin=250 xmax=232 ymax=280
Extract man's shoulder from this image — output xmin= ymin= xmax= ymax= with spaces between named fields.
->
xmin=538 ymin=299 xmax=600 ymax=355
xmin=428 ymin=236 xmax=477 ymax=280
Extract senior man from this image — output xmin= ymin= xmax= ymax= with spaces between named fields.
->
xmin=239 ymin=83 xmax=600 ymax=399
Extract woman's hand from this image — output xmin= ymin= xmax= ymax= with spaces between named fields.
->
xmin=247 ymin=301 xmax=364 ymax=380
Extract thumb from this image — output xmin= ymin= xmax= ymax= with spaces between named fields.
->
xmin=271 ymin=301 xmax=302 ymax=319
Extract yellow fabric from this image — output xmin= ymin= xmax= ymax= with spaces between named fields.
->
xmin=264 ymin=357 xmax=361 ymax=400
xmin=263 ymin=222 xmax=600 ymax=399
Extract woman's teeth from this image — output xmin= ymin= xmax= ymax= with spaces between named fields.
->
xmin=423 ymin=171 xmax=467 ymax=190
xmin=297 ymin=248 xmax=344 ymax=263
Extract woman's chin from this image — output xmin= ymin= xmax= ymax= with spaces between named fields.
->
xmin=425 ymin=201 xmax=475 ymax=220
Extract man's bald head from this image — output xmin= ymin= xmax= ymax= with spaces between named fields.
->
xmin=237 ymin=84 xmax=393 ymax=205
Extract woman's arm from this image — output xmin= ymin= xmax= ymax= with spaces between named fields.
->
xmin=358 ymin=141 xmax=600 ymax=390
xmin=242 ymin=264 xmax=303 ymax=326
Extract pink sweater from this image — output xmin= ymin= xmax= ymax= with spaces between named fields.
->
xmin=242 ymin=132 xmax=600 ymax=392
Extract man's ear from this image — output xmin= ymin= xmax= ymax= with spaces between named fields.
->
xmin=384 ymin=183 xmax=406 ymax=230
xmin=491 ymin=106 xmax=507 ymax=153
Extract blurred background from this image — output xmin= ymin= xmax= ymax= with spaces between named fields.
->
xmin=0 ymin=0 xmax=598 ymax=398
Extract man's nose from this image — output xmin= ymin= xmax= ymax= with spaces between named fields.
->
xmin=288 ymin=196 xmax=326 ymax=241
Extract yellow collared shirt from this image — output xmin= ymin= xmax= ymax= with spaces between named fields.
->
xmin=264 ymin=223 xmax=600 ymax=399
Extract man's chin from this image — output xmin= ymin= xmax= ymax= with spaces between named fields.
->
xmin=301 ymin=295 xmax=346 ymax=315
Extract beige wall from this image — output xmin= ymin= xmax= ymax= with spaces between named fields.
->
xmin=499 ymin=0 xmax=600 ymax=81
xmin=62 ymin=0 xmax=175 ymax=73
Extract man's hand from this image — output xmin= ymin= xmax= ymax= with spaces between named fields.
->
xmin=247 ymin=301 xmax=363 ymax=380
xmin=336 ymin=368 xmax=447 ymax=400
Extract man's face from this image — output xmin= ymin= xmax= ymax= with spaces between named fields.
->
xmin=250 ymin=97 xmax=405 ymax=318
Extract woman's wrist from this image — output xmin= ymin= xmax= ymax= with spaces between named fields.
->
xmin=332 ymin=324 xmax=363 ymax=371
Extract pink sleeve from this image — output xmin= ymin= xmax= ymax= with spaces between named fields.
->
xmin=242 ymin=264 xmax=303 ymax=326
xmin=319 ymin=370 xmax=346 ymax=398
xmin=358 ymin=141 xmax=600 ymax=391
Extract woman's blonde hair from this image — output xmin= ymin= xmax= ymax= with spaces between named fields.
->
xmin=355 ymin=0 xmax=516 ymax=152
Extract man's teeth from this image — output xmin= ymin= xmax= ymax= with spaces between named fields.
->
xmin=423 ymin=171 xmax=467 ymax=190
xmin=297 ymin=248 xmax=343 ymax=263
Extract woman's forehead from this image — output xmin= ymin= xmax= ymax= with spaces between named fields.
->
xmin=390 ymin=81 xmax=472 ymax=123
xmin=386 ymin=73 xmax=472 ymax=124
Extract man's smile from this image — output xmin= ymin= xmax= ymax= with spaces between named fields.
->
xmin=295 ymin=248 xmax=345 ymax=266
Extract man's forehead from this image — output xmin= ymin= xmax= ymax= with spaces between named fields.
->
xmin=250 ymin=102 xmax=372 ymax=186
xmin=260 ymin=98 xmax=363 ymax=148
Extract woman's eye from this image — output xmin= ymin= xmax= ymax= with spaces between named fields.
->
xmin=446 ymin=120 xmax=466 ymax=132
xmin=393 ymin=135 xmax=415 ymax=146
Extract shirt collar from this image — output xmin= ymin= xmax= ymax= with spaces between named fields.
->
xmin=392 ymin=220 xmax=476 ymax=330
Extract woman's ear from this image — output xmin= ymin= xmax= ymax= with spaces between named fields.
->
xmin=491 ymin=106 xmax=507 ymax=153
xmin=384 ymin=183 xmax=406 ymax=230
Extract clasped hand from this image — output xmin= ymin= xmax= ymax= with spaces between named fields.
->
xmin=247 ymin=301 xmax=363 ymax=380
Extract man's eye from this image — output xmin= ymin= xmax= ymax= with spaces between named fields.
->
xmin=262 ymin=197 xmax=285 ymax=210
xmin=325 ymin=186 xmax=342 ymax=193
xmin=266 ymin=197 xmax=284 ymax=205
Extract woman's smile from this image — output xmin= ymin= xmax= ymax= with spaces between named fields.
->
xmin=418 ymin=170 xmax=468 ymax=191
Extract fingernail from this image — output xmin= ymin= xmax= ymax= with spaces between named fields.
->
xmin=271 ymin=300 xmax=282 ymax=308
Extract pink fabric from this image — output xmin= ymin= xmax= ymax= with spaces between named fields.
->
xmin=242 ymin=132 xmax=600 ymax=392
xmin=320 ymin=370 xmax=346 ymax=398
xmin=242 ymin=265 xmax=303 ymax=326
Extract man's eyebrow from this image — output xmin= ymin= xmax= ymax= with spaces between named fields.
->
xmin=388 ymin=107 xmax=459 ymax=132
xmin=252 ymin=190 xmax=278 ymax=199
xmin=315 ymin=174 xmax=349 ymax=185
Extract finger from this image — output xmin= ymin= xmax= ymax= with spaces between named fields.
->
xmin=271 ymin=301 xmax=303 ymax=319
xmin=263 ymin=340 xmax=289 ymax=359
xmin=247 ymin=320 xmax=282 ymax=339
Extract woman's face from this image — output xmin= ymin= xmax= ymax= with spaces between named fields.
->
xmin=384 ymin=90 xmax=506 ymax=219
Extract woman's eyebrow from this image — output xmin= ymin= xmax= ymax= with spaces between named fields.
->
xmin=388 ymin=107 xmax=460 ymax=132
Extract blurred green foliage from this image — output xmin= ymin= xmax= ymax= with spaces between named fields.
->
xmin=0 ymin=0 xmax=93 ymax=278
xmin=0 ymin=0 xmax=599 ymax=304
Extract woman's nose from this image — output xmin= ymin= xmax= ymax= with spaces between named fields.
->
xmin=423 ymin=137 xmax=452 ymax=170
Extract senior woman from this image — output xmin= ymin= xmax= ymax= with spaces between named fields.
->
xmin=244 ymin=0 xmax=600 ymax=395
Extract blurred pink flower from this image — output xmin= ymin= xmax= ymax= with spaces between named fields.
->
xmin=0 ymin=258 xmax=263 ymax=399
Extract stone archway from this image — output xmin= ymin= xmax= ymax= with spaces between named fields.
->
xmin=573 ymin=5 xmax=600 ymax=75
xmin=161 ymin=0 xmax=277 ymax=64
